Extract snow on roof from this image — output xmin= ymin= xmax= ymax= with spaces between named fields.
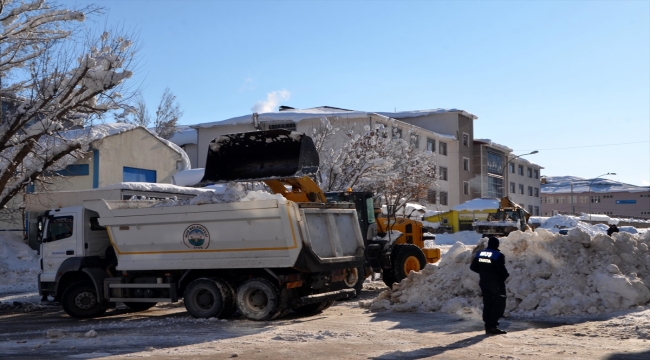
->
xmin=193 ymin=108 xmax=369 ymax=129
xmin=452 ymin=197 xmax=500 ymax=211
xmin=63 ymin=123 xmax=191 ymax=171
xmin=541 ymin=176 xmax=649 ymax=194
xmin=192 ymin=107 xmax=478 ymax=130
xmin=474 ymin=139 xmax=513 ymax=153
xmin=167 ymin=125 xmax=197 ymax=146
xmin=375 ymin=109 xmax=478 ymax=120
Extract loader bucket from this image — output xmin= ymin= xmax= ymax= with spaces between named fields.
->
xmin=201 ymin=129 xmax=320 ymax=182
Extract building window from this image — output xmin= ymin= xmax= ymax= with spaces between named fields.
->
xmin=462 ymin=133 xmax=469 ymax=147
xmin=527 ymin=167 xmax=532 ymax=178
xmin=440 ymin=191 xmax=448 ymax=206
xmin=487 ymin=150 xmax=503 ymax=175
xmin=427 ymin=189 xmax=437 ymax=204
xmin=528 ymin=205 xmax=533 ymax=214
xmin=518 ymin=184 xmax=524 ymax=195
xmin=463 ymin=157 xmax=470 ymax=171
xmin=439 ymin=142 xmax=447 ymax=155
xmin=267 ymin=122 xmax=296 ymax=131
xmin=463 ymin=181 xmax=469 ymax=195
xmin=534 ymin=187 xmax=539 ymax=197
xmin=580 ymin=196 xmax=588 ymax=203
xmin=410 ymin=133 xmax=419 ymax=147
xmin=426 ymin=138 xmax=436 ymax=152
xmin=509 ymin=163 xmax=515 ymax=173
xmin=510 ymin=182 xmax=515 ymax=194
xmin=534 ymin=169 xmax=539 ymax=179
xmin=591 ymin=195 xmax=600 ymax=203
xmin=546 ymin=196 xmax=554 ymax=204
xmin=488 ymin=176 xmax=503 ymax=198
xmin=50 ymin=164 xmax=90 ymax=177
xmin=123 ymin=167 xmax=157 ymax=183
xmin=558 ymin=196 xmax=565 ymax=204
xmin=439 ymin=166 xmax=448 ymax=181
xmin=534 ymin=206 xmax=539 ymax=216
xmin=393 ymin=127 xmax=402 ymax=139
xmin=528 ymin=186 xmax=533 ymax=196
xmin=518 ymin=165 xmax=524 ymax=176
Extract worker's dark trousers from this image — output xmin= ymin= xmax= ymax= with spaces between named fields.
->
xmin=480 ymin=281 xmax=507 ymax=330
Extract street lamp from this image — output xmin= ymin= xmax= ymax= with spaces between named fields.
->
xmin=588 ymin=172 xmax=616 ymax=223
xmin=501 ymin=150 xmax=539 ymax=197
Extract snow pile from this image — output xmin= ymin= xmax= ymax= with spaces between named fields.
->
xmin=365 ymin=228 xmax=650 ymax=317
xmin=0 ymin=233 xmax=39 ymax=293
xmin=538 ymin=214 xmax=612 ymax=237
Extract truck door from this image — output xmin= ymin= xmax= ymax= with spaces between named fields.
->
xmin=40 ymin=214 xmax=79 ymax=282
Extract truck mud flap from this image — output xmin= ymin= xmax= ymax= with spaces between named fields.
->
xmin=292 ymin=289 xmax=356 ymax=307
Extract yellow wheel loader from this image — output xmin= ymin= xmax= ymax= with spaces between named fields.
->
xmin=473 ymin=197 xmax=532 ymax=237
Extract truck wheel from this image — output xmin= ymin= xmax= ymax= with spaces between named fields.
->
xmin=212 ymin=278 xmax=237 ymax=318
xmin=390 ymin=244 xmax=427 ymax=284
xmin=342 ymin=266 xmax=365 ymax=298
xmin=236 ymin=278 xmax=283 ymax=321
xmin=61 ymin=281 xmax=106 ymax=318
xmin=124 ymin=302 xmax=157 ymax=312
xmin=184 ymin=279 xmax=226 ymax=319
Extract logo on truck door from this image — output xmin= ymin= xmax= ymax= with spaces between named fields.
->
xmin=183 ymin=224 xmax=210 ymax=249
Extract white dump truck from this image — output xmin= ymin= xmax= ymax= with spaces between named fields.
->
xmin=38 ymin=130 xmax=365 ymax=320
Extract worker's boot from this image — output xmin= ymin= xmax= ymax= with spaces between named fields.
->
xmin=486 ymin=328 xmax=507 ymax=335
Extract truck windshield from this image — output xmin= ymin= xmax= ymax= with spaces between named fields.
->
xmin=49 ymin=216 xmax=74 ymax=241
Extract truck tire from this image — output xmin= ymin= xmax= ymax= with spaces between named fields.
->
xmin=236 ymin=278 xmax=283 ymax=321
xmin=212 ymin=278 xmax=237 ymax=318
xmin=342 ymin=266 xmax=365 ymax=298
xmin=388 ymin=244 xmax=427 ymax=285
xmin=184 ymin=278 xmax=227 ymax=319
xmin=61 ymin=281 xmax=106 ymax=318
xmin=124 ymin=302 xmax=157 ymax=312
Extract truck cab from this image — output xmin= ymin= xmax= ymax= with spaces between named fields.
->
xmin=38 ymin=207 xmax=113 ymax=300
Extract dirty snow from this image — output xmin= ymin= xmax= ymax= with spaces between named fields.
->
xmin=364 ymin=227 xmax=650 ymax=320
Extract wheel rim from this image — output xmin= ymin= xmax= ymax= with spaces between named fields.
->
xmin=74 ymin=291 xmax=97 ymax=310
xmin=196 ymin=289 xmax=214 ymax=310
xmin=403 ymin=255 xmax=421 ymax=275
xmin=246 ymin=289 xmax=268 ymax=311
xmin=343 ymin=268 xmax=359 ymax=287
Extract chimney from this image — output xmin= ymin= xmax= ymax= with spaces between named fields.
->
xmin=253 ymin=113 xmax=261 ymax=130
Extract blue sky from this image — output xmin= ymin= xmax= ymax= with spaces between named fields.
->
xmin=70 ymin=0 xmax=649 ymax=186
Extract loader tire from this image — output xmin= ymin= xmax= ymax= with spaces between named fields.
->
xmin=389 ymin=244 xmax=427 ymax=285
xmin=124 ymin=302 xmax=157 ymax=312
xmin=61 ymin=281 xmax=106 ymax=318
xmin=236 ymin=278 xmax=284 ymax=321
xmin=184 ymin=278 xmax=228 ymax=319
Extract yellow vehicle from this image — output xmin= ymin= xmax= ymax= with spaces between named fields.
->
xmin=325 ymin=191 xmax=440 ymax=287
xmin=473 ymin=197 xmax=532 ymax=237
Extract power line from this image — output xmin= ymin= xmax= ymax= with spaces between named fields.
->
xmin=515 ymin=140 xmax=649 ymax=152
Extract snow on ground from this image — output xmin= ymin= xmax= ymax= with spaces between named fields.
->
xmin=363 ymin=227 xmax=650 ymax=323
xmin=0 ymin=232 xmax=39 ymax=295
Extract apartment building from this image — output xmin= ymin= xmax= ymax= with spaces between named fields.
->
xmin=541 ymin=176 xmax=650 ymax=219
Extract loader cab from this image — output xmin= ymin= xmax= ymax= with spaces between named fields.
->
xmin=325 ymin=191 xmax=375 ymax=241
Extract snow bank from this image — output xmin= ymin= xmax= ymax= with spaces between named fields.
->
xmin=365 ymin=228 xmax=650 ymax=317
xmin=149 ymin=183 xmax=286 ymax=207
xmin=0 ymin=233 xmax=39 ymax=294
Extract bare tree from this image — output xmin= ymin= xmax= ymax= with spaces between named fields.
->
xmin=0 ymin=0 xmax=136 ymax=214
xmin=121 ymin=87 xmax=182 ymax=140
xmin=316 ymin=119 xmax=437 ymax=214
xmin=154 ymin=87 xmax=182 ymax=140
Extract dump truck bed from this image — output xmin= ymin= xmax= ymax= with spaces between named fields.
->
xmin=84 ymin=199 xmax=364 ymax=271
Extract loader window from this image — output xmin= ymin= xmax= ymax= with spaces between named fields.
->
xmin=49 ymin=216 xmax=74 ymax=241
xmin=366 ymin=198 xmax=376 ymax=224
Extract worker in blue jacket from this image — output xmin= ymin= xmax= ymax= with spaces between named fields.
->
xmin=470 ymin=236 xmax=509 ymax=335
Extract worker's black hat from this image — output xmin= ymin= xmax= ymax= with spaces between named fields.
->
xmin=487 ymin=236 xmax=500 ymax=249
